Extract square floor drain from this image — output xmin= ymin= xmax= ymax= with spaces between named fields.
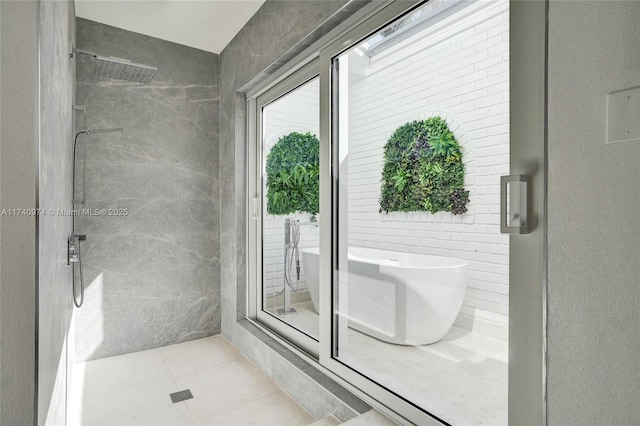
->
xmin=170 ymin=389 xmax=193 ymax=403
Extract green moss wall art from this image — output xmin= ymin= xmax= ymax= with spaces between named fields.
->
xmin=266 ymin=132 xmax=319 ymax=216
xmin=379 ymin=116 xmax=470 ymax=215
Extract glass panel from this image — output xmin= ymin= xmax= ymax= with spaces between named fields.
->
xmin=332 ymin=1 xmax=509 ymax=424
xmin=261 ymin=77 xmax=320 ymax=340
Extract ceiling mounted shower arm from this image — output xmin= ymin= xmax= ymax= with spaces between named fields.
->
xmin=71 ymin=48 xmax=98 ymax=59
xmin=84 ymin=127 xmax=124 ymax=135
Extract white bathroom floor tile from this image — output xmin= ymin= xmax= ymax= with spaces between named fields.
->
xmin=177 ymin=357 xmax=282 ymax=421
xmin=339 ymin=330 xmax=412 ymax=368
xmin=418 ymin=337 xmax=482 ymax=363
xmin=74 ymin=378 xmax=194 ymax=426
xmin=442 ymin=382 xmax=508 ymax=426
xmin=70 ymin=336 xmax=316 ymax=426
xmin=160 ymin=335 xmax=243 ymax=377
xmin=74 ymin=347 xmax=175 ymax=399
xmin=195 ymin=390 xmax=314 ymax=426
xmin=265 ymin=300 xmax=320 ymax=339
xmin=445 ymin=328 xmax=508 ymax=358
xmin=314 ymin=302 xmax=507 ymax=426
xmin=71 ymin=325 xmax=507 ymax=426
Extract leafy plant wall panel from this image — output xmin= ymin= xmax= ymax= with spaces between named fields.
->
xmin=379 ymin=116 xmax=470 ymax=215
xmin=266 ymin=131 xmax=320 ymax=216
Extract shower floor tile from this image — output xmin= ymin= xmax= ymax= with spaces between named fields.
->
xmin=68 ymin=335 xmax=315 ymax=426
xmin=70 ymin=345 xmax=175 ymax=400
xmin=195 ymin=390 xmax=319 ymax=426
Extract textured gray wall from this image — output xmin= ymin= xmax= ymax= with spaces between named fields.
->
xmin=38 ymin=1 xmax=76 ymax=424
xmin=219 ymin=0 xmax=374 ymax=420
xmin=74 ymin=19 xmax=220 ymax=361
xmin=547 ymin=1 xmax=640 ymax=424
xmin=0 ymin=1 xmax=38 ymax=424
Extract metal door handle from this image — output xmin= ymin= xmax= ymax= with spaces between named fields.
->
xmin=500 ymin=175 xmax=530 ymax=234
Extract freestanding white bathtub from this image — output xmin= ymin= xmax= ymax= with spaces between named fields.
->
xmin=300 ymin=246 xmax=468 ymax=345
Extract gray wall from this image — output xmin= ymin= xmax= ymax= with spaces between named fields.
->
xmin=0 ymin=1 xmax=39 ymax=424
xmin=547 ymin=1 xmax=640 ymax=424
xmin=38 ymin=1 xmax=76 ymax=424
xmin=74 ymin=19 xmax=220 ymax=361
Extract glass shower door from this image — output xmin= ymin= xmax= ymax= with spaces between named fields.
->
xmin=254 ymin=68 xmax=321 ymax=353
xmin=327 ymin=1 xmax=510 ymax=424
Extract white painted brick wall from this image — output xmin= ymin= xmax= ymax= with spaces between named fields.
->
xmin=262 ymin=78 xmax=320 ymax=296
xmin=347 ymin=0 xmax=510 ymax=329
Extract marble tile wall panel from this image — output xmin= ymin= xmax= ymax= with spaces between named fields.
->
xmin=75 ymin=18 xmax=220 ymax=361
xmin=37 ymin=1 xmax=76 ymax=424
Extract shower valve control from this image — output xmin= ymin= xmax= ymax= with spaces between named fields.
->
xmin=68 ymin=238 xmax=79 ymax=265
xmin=68 ymin=234 xmax=86 ymax=265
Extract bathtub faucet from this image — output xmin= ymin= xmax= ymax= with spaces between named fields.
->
xmin=288 ymin=219 xmax=301 ymax=280
xmin=279 ymin=218 xmax=300 ymax=316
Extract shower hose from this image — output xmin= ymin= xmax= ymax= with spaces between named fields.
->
xmin=72 ymin=130 xmax=86 ymax=308
xmin=73 ymin=244 xmax=84 ymax=308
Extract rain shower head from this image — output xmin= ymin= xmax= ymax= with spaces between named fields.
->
xmin=74 ymin=49 xmax=158 ymax=84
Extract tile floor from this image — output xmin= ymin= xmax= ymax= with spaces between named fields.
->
xmin=68 ymin=336 xmax=317 ymax=426
xmin=68 ymin=311 xmax=504 ymax=426
xmin=272 ymin=301 xmax=508 ymax=426
xmin=265 ymin=299 xmax=319 ymax=339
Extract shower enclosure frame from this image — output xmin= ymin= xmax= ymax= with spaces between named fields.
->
xmin=249 ymin=59 xmax=321 ymax=357
xmin=246 ymin=0 xmax=547 ymax=424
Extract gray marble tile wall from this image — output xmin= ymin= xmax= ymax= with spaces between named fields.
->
xmin=38 ymin=1 xmax=75 ymax=424
xmin=74 ymin=19 xmax=220 ymax=361
xmin=219 ymin=0 xmax=374 ymax=420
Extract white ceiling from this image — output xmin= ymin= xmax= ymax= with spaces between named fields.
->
xmin=75 ymin=0 xmax=266 ymax=54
